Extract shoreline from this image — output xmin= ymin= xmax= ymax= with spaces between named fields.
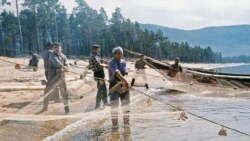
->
xmin=181 ymin=62 xmax=248 ymax=69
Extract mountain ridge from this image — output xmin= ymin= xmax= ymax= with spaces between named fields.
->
xmin=140 ymin=24 xmax=250 ymax=56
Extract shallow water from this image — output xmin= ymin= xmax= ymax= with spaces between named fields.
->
xmin=66 ymin=88 xmax=250 ymax=141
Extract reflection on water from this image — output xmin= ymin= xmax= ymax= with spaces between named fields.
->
xmin=70 ymin=124 xmax=131 ymax=141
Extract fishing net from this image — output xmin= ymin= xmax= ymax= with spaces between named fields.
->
xmin=0 ymin=56 xmax=250 ymax=141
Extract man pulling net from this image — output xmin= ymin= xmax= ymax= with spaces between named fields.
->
xmin=108 ymin=46 xmax=130 ymax=130
xmin=41 ymin=42 xmax=70 ymax=114
xmin=168 ymin=57 xmax=183 ymax=78
xmin=88 ymin=44 xmax=109 ymax=109
xmin=134 ymin=54 xmax=147 ymax=81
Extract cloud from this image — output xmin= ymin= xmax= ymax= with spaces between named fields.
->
xmin=60 ymin=0 xmax=250 ymax=30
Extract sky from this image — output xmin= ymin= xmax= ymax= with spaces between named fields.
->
xmin=60 ymin=0 xmax=250 ymax=30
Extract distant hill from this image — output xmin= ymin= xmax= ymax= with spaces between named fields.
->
xmin=140 ymin=24 xmax=250 ymax=56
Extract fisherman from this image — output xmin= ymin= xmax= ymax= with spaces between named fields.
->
xmin=168 ymin=57 xmax=183 ymax=77
xmin=89 ymin=44 xmax=109 ymax=109
xmin=43 ymin=42 xmax=53 ymax=80
xmin=108 ymin=46 xmax=130 ymax=130
xmin=134 ymin=54 xmax=147 ymax=81
xmin=42 ymin=42 xmax=69 ymax=114
xmin=29 ymin=51 xmax=39 ymax=71
xmin=43 ymin=42 xmax=60 ymax=102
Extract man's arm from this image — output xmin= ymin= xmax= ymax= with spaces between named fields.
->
xmin=50 ymin=53 xmax=68 ymax=72
xmin=88 ymin=58 xmax=93 ymax=70
xmin=179 ymin=65 xmax=183 ymax=72
xmin=92 ymin=56 xmax=107 ymax=68
xmin=115 ymin=71 xmax=129 ymax=88
xmin=135 ymin=60 xmax=139 ymax=70
xmin=101 ymin=59 xmax=108 ymax=64
xmin=115 ymin=71 xmax=127 ymax=82
xmin=50 ymin=54 xmax=64 ymax=68
xmin=108 ymin=61 xmax=129 ymax=86
xmin=63 ymin=55 xmax=68 ymax=66
xmin=142 ymin=60 xmax=147 ymax=69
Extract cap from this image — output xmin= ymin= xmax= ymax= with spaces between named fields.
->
xmin=112 ymin=46 xmax=123 ymax=54
xmin=175 ymin=57 xmax=180 ymax=61
xmin=92 ymin=44 xmax=101 ymax=49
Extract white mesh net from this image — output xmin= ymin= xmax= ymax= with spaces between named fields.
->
xmin=0 ymin=56 xmax=250 ymax=141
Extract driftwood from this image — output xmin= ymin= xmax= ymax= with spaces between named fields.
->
xmin=0 ymin=77 xmax=82 ymax=92
xmin=0 ymin=86 xmax=45 ymax=92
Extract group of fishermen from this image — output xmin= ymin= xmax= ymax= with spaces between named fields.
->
xmin=39 ymin=42 xmax=182 ymax=128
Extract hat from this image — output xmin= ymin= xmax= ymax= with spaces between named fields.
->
xmin=112 ymin=46 xmax=123 ymax=54
xmin=92 ymin=44 xmax=101 ymax=49
xmin=175 ymin=57 xmax=180 ymax=61
xmin=139 ymin=54 xmax=144 ymax=57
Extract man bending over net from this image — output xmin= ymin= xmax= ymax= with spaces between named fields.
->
xmin=108 ymin=46 xmax=130 ymax=129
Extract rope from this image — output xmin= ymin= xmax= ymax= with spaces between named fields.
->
xmin=0 ymin=57 xmax=38 ymax=68
xmin=0 ymin=58 xmax=28 ymax=66
xmin=130 ymin=87 xmax=250 ymax=137
xmin=130 ymin=71 xmax=167 ymax=79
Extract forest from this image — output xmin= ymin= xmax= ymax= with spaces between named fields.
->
xmin=0 ymin=0 xmax=222 ymax=63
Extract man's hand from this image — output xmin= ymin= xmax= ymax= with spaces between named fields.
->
xmin=101 ymin=59 xmax=108 ymax=64
xmin=123 ymin=80 xmax=130 ymax=90
xmin=103 ymin=60 xmax=108 ymax=64
xmin=119 ymin=80 xmax=129 ymax=93
xmin=59 ymin=66 xmax=69 ymax=72
xmin=100 ymin=63 xmax=108 ymax=68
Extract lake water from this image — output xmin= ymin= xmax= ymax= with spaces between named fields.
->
xmin=216 ymin=65 xmax=250 ymax=75
xmin=66 ymin=88 xmax=250 ymax=141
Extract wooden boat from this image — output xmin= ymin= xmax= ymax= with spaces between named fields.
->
xmin=124 ymin=49 xmax=250 ymax=88
xmin=186 ymin=68 xmax=250 ymax=82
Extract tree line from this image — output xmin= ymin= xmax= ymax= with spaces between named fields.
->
xmin=0 ymin=0 xmax=222 ymax=63
xmin=223 ymin=55 xmax=250 ymax=63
